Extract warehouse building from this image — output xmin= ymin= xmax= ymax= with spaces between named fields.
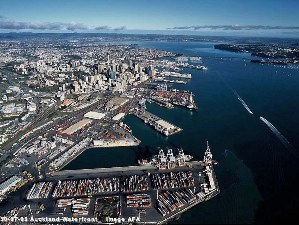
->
xmin=62 ymin=119 xmax=92 ymax=135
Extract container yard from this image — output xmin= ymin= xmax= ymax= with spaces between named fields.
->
xmin=126 ymin=194 xmax=151 ymax=208
xmin=157 ymin=189 xmax=197 ymax=216
xmin=151 ymin=89 xmax=198 ymax=110
xmin=52 ymin=177 xmax=120 ymax=198
xmin=55 ymin=198 xmax=91 ymax=217
xmin=19 ymin=145 xmax=219 ymax=224
xmin=150 ymin=171 xmax=195 ymax=190
xmin=27 ymin=182 xmax=53 ymax=199
xmin=121 ymin=175 xmax=150 ymax=192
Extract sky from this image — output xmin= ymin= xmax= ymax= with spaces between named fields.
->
xmin=0 ymin=0 xmax=299 ymax=37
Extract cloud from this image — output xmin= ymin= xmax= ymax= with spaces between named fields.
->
xmin=0 ymin=16 xmax=122 ymax=31
xmin=94 ymin=25 xmax=110 ymax=30
xmin=66 ymin=22 xmax=88 ymax=31
xmin=168 ymin=25 xmax=299 ymax=31
xmin=113 ymin=26 xmax=126 ymax=31
xmin=0 ymin=19 xmax=84 ymax=31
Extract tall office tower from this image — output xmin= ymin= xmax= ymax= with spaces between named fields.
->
xmin=149 ymin=65 xmax=156 ymax=77
xmin=107 ymin=53 xmax=110 ymax=64
xmin=129 ymin=60 xmax=133 ymax=69
xmin=98 ymin=64 xmax=104 ymax=74
xmin=134 ymin=63 xmax=139 ymax=72
xmin=109 ymin=71 xmax=116 ymax=80
xmin=73 ymin=81 xmax=79 ymax=93
xmin=112 ymin=64 xmax=117 ymax=72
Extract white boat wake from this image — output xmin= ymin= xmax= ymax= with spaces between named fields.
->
xmin=260 ymin=117 xmax=290 ymax=148
xmin=237 ymin=96 xmax=253 ymax=114
xmin=233 ymin=90 xmax=253 ymax=114
xmin=217 ymin=72 xmax=298 ymax=156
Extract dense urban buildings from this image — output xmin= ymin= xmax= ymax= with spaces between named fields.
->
xmin=0 ymin=33 xmax=214 ymax=224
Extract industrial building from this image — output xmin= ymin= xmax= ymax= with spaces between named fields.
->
xmin=84 ymin=111 xmax=106 ymax=120
xmin=155 ymin=119 xmax=175 ymax=130
xmin=0 ymin=176 xmax=23 ymax=197
xmin=112 ymin=113 xmax=126 ymax=121
xmin=62 ymin=119 xmax=92 ymax=135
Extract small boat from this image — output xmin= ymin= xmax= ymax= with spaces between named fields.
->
xmin=138 ymin=159 xmax=152 ymax=166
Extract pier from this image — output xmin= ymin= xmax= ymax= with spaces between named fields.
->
xmin=153 ymin=77 xmax=188 ymax=84
xmin=131 ymin=108 xmax=182 ymax=136
xmin=151 ymin=90 xmax=198 ymax=110
xmin=159 ymin=71 xmax=192 ymax=79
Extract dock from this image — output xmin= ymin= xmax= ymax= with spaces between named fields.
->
xmin=131 ymin=108 xmax=182 ymax=136
xmin=159 ymin=71 xmax=192 ymax=79
xmin=6 ymin=144 xmax=219 ymax=225
xmin=153 ymin=77 xmax=188 ymax=84
xmin=26 ymin=160 xmax=219 ymax=224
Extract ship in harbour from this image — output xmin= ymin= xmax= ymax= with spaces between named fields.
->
xmin=138 ymin=148 xmax=193 ymax=169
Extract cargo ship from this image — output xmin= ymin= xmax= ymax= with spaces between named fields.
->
xmin=138 ymin=148 xmax=193 ymax=169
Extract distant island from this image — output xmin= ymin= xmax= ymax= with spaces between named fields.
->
xmin=214 ymin=43 xmax=299 ymax=65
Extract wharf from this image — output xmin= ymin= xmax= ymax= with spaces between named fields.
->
xmin=159 ymin=71 xmax=192 ymax=79
xmin=27 ymin=160 xmax=219 ymax=225
xmin=48 ymin=138 xmax=92 ymax=172
xmin=131 ymin=109 xmax=182 ymax=136
xmin=164 ymin=79 xmax=187 ymax=84
xmin=52 ymin=161 xmax=201 ymax=178
xmin=92 ymin=137 xmax=140 ymax=148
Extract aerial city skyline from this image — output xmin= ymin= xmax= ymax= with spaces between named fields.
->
xmin=0 ymin=0 xmax=299 ymax=37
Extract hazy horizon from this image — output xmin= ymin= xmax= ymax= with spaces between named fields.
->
xmin=0 ymin=0 xmax=299 ymax=38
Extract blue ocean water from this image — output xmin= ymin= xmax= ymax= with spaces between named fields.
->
xmin=65 ymin=41 xmax=299 ymax=224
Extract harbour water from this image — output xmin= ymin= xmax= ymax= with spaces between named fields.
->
xmin=65 ymin=41 xmax=299 ymax=224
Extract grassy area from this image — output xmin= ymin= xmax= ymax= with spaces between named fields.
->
xmin=33 ymin=86 xmax=59 ymax=92
xmin=47 ymin=111 xmax=68 ymax=120
xmin=0 ymin=116 xmax=19 ymax=122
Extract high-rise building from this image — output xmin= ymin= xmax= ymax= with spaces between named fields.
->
xmin=73 ymin=81 xmax=79 ymax=93
xmin=107 ymin=53 xmax=110 ymax=64
xmin=109 ymin=71 xmax=116 ymax=80
xmin=98 ymin=64 xmax=105 ymax=74
xmin=89 ymin=75 xmax=95 ymax=84
xmin=129 ymin=60 xmax=133 ymax=68
xmin=112 ymin=64 xmax=117 ymax=72
xmin=149 ymin=65 xmax=156 ymax=77
xmin=134 ymin=63 xmax=139 ymax=72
